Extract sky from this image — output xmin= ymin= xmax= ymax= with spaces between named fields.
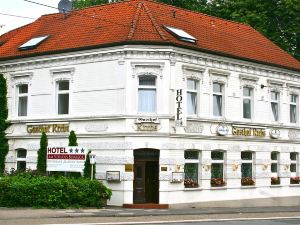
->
xmin=0 ymin=0 xmax=61 ymax=35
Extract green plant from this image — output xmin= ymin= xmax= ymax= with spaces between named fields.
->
xmin=83 ymin=151 xmax=96 ymax=179
xmin=37 ymin=132 xmax=48 ymax=173
xmin=0 ymin=172 xmax=111 ymax=208
xmin=67 ymin=130 xmax=81 ymax=178
xmin=0 ymin=74 xmax=9 ymax=176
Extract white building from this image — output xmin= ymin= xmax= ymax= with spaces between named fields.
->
xmin=1 ymin=0 xmax=300 ymax=207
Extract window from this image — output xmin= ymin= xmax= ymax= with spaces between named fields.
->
xmin=290 ymin=152 xmax=298 ymax=174
xmin=17 ymin=84 xmax=28 ymax=117
xmin=271 ymin=151 xmax=280 ymax=185
xmin=290 ymin=152 xmax=299 ymax=184
xmin=290 ymin=94 xmax=298 ymax=123
xmin=138 ymin=76 xmax=156 ymax=113
xmin=211 ymin=151 xmax=225 ymax=187
xmin=57 ymin=80 xmax=69 ymax=115
xmin=19 ymin=35 xmax=49 ymax=50
xmin=164 ymin=26 xmax=197 ymax=43
xmin=184 ymin=151 xmax=200 ymax=188
xmin=271 ymin=91 xmax=279 ymax=122
xmin=16 ymin=149 xmax=27 ymax=171
xmin=213 ymin=83 xmax=223 ymax=117
xmin=241 ymin=151 xmax=255 ymax=186
xmin=187 ymin=79 xmax=198 ymax=115
xmin=243 ymin=87 xmax=253 ymax=119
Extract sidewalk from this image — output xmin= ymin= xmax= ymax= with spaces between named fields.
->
xmin=1 ymin=206 xmax=300 ymax=219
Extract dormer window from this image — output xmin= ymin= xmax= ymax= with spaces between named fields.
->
xmin=19 ymin=35 xmax=49 ymax=50
xmin=164 ymin=26 xmax=197 ymax=43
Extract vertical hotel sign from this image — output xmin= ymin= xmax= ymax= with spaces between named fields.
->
xmin=175 ymin=89 xmax=186 ymax=126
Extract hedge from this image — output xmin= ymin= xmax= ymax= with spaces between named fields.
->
xmin=0 ymin=173 xmax=112 ymax=208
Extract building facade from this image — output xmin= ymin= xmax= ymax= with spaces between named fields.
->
xmin=1 ymin=0 xmax=300 ymax=207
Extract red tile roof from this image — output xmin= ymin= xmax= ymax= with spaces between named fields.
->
xmin=0 ymin=0 xmax=299 ymax=72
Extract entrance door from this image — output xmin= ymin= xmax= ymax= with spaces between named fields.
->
xmin=133 ymin=149 xmax=159 ymax=204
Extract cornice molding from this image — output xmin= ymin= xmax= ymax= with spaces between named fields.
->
xmin=0 ymin=47 xmax=299 ymax=83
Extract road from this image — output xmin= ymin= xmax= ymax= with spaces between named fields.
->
xmin=1 ymin=207 xmax=300 ymax=225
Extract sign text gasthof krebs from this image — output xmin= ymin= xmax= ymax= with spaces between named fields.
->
xmin=47 ymin=146 xmax=88 ymax=172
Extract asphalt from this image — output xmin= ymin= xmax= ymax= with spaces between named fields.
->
xmin=1 ymin=206 xmax=300 ymax=219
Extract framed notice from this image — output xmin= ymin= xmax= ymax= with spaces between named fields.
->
xmin=106 ymin=171 xmax=120 ymax=182
xmin=171 ymin=172 xmax=184 ymax=183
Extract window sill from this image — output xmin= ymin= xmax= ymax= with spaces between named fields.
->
xmin=289 ymin=184 xmax=300 ymax=187
xmin=270 ymin=184 xmax=282 ymax=188
xmin=184 ymin=187 xmax=202 ymax=191
xmin=241 ymin=185 xmax=256 ymax=189
xmin=210 ymin=186 xmax=227 ymax=190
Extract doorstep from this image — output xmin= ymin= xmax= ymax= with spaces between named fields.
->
xmin=123 ymin=203 xmax=169 ymax=209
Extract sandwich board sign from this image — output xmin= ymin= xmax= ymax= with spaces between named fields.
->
xmin=47 ymin=146 xmax=88 ymax=172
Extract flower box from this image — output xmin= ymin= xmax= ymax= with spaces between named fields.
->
xmin=184 ymin=178 xmax=199 ymax=188
xmin=211 ymin=178 xmax=226 ymax=187
xmin=290 ymin=177 xmax=300 ymax=184
xmin=271 ymin=177 xmax=280 ymax=185
xmin=241 ymin=177 xmax=255 ymax=186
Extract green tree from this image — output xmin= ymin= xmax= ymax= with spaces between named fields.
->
xmin=72 ymin=0 xmax=108 ymax=9
xmin=68 ymin=131 xmax=81 ymax=177
xmin=0 ymin=74 xmax=9 ymax=175
xmin=68 ymin=130 xmax=78 ymax=146
xmin=83 ymin=150 xmax=96 ymax=179
xmin=37 ymin=132 xmax=48 ymax=173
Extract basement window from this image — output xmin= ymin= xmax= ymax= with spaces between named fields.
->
xmin=164 ymin=26 xmax=197 ymax=43
xmin=19 ymin=35 xmax=49 ymax=50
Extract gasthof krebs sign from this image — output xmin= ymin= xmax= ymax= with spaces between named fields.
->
xmin=27 ymin=123 xmax=69 ymax=133
xmin=232 ymin=126 xmax=266 ymax=137
xmin=47 ymin=146 xmax=88 ymax=172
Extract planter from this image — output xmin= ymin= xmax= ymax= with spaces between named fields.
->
xmin=290 ymin=177 xmax=300 ymax=184
xmin=211 ymin=178 xmax=226 ymax=187
xmin=184 ymin=178 xmax=199 ymax=188
xmin=241 ymin=177 xmax=255 ymax=186
xmin=271 ymin=177 xmax=280 ymax=185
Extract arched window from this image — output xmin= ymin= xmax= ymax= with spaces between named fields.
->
xmin=184 ymin=150 xmax=200 ymax=188
xmin=241 ymin=151 xmax=255 ymax=186
xmin=271 ymin=151 xmax=280 ymax=185
xmin=211 ymin=150 xmax=225 ymax=187
xmin=16 ymin=149 xmax=27 ymax=171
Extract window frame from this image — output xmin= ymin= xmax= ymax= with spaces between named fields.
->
xmin=270 ymin=91 xmax=280 ymax=122
xmin=137 ymin=75 xmax=157 ymax=114
xmin=242 ymin=86 xmax=253 ymax=120
xmin=17 ymin=84 xmax=29 ymax=117
xmin=212 ymin=82 xmax=224 ymax=117
xmin=56 ymin=80 xmax=70 ymax=115
xmin=290 ymin=94 xmax=298 ymax=124
xmin=16 ymin=149 xmax=27 ymax=171
xmin=186 ymin=79 xmax=199 ymax=116
xmin=241 ymin=151 xmax=254 ymax=186
xmin=290 ymin=152 xmax=298 ymax=177
xmin=211 ymin=150 xmax=225 ymax=186
xmin=184 ymin=150 xmax=200 ymax=188
xmin=271 ymin=151 xmax=279 ymax=176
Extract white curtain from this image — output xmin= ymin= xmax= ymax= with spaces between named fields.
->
xmin=138 ymin=89 xmax=156 ymax=113
xmin=187 ymin=92 xmax=197 ymax=115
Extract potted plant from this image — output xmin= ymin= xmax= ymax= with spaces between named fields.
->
xmin=290 ymin=177 xmax=300 ymax=184
xmin=211 ymin=178 xmax=226 ymax=187
xmin=184 ymin=178 xmax=199 ymax=188
xmin=271 ymin=177 xmax=280 ymax=185
xmin=241 ymin=177 xmax=255 ymax=186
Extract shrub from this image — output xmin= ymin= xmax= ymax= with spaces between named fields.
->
xmin=84 ymin=150 xmax=96 ymax=179
xmin=37 ymin=132 xmax=48 ymax=173
xmin=0 ymin=172 xmax=112 ymax=208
